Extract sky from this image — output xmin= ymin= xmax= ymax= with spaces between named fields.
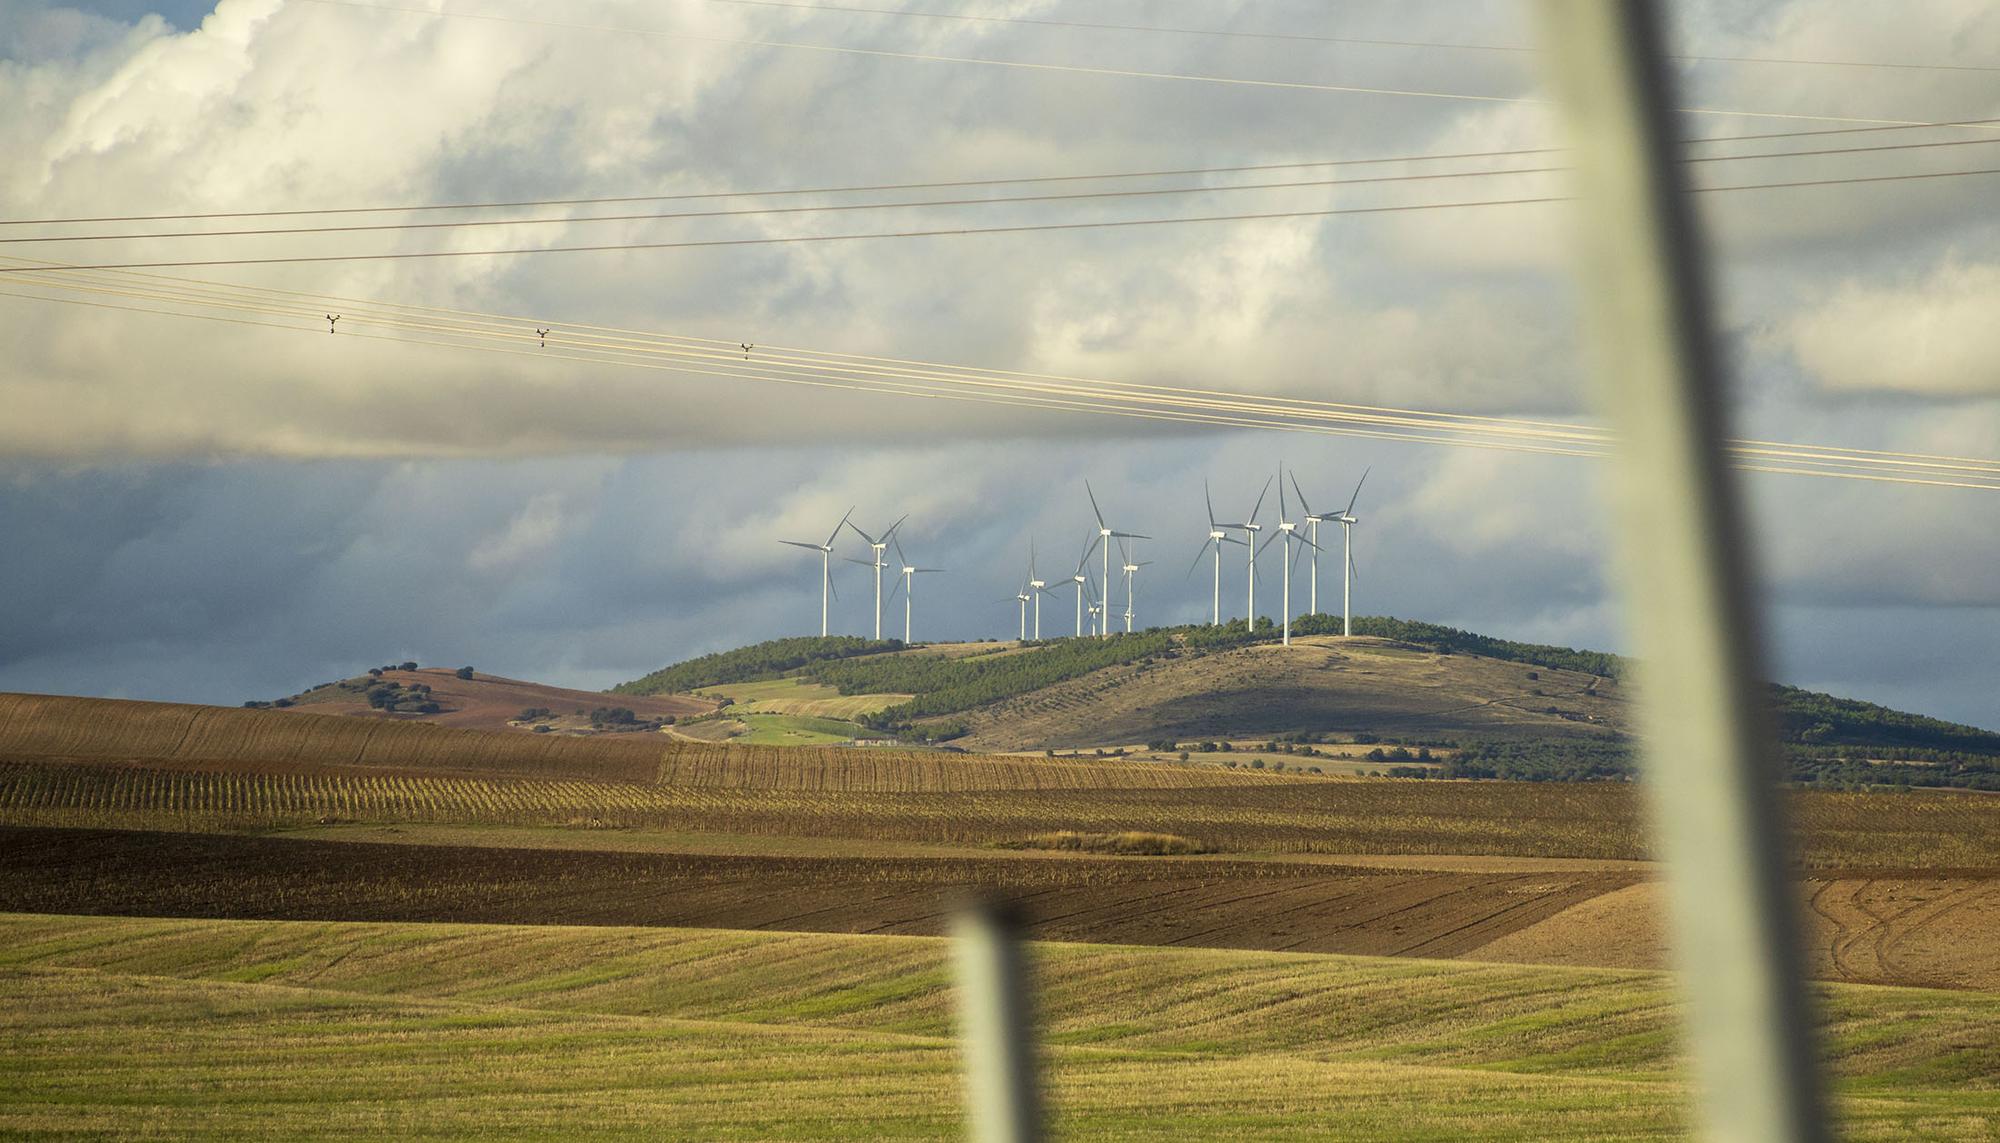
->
xmin=2 ymin=0 xmax=1996 ymax=728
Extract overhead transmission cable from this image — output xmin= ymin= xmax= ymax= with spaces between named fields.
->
xmin=6 ymin=163 xmax=1998 ymax=274
xmin=11 ymin=134 xmax=2000 ymax=247
xmin=10 ymin=117 xmax=1997 ymax=229
xmin=6 ymin=257 xmax=1996 ymax=491
xmin=293 ymin=0 xmax=2000 ymax=131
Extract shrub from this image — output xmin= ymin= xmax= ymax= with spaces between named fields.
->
xmin=456 ymin=666 xmax=475 ymax=680
xmin=1016 ymin=831 xmax=1209 ymax=856
xmin=400 ymin=661 xmax=419 ymax=671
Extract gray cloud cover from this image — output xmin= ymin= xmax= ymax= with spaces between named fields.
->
xmin=1 ymin=0 xmax=1995 ymax=726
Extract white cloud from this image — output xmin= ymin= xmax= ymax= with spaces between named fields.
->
xmin=1779 ymin=258 xmax=2000 ymax=396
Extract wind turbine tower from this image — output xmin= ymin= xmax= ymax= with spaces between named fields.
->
xmin=1188 ymin=480 xmax=1246 ymax=625
xmin=887 ymin=537 xmax=943 ymax=644
xmin=1026 ymin=542 xmax=1050 ymax=640
xmin=1256 ymin=471 xmax=1320 ymax=646
xmin=1290 ymin=471 xmax=1327 ymax=615
xmin=1070 ymin=533 xmax=1098 ymax=638
xmin=844 ymin=514 xmax=907 ymax=641
xmin=1337 ymin=469 xmax=1369 ymax=637
xmin=1086 ymin=482 xmax=1148 ymax=639
xmin=1219 ymin=477 xmax=1271 ymax=632
xmin=778 ymin=506 xmax=853 ymax=637
xmin=1118 ymin=538 xmax=1150 ymax=634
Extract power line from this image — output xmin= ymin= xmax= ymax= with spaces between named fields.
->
xmin=294 ymin=0 xmax=2000 ymax=130
xmin=11 ymin=118 xmax=1996 ymax=229
xmin=6 ymin=164 xmax=1997 ymax=274
xmin=703 ymin=0 xmax=2000 ymax=74
xmin=13 ymin=134 xmax=1999 ymax=247
xmin=8 ymin=259 xmax=1996 ymax=490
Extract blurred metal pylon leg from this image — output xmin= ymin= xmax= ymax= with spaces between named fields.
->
xmin=954 ymin=900 xmax=1042 ymax=1143
xmin=1533 ymin=3 xmax=1828 ymax=1141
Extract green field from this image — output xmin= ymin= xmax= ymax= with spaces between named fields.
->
xmin=700 ymin=677 xmax=911 ymax=719
xmin=732 ymin=712 xmax=865 ymax=745
xmin=1 ymin=913 xmax=1995 ymax=1139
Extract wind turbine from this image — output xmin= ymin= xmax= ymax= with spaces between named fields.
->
xmin=1290 ymin=471 xmax=1328 ymax=616
xmin=844 ymin=514 xmax=907 ymax=641
xmin=1118 ymin=538 xmax=1151 ymax=634
xmin=886 ymin=536 xmax=943 ymax=645
xmin=1011 ymin=583 xmax=1031 ymax=641
xmin=1255 ymin=470 xmax=1321 ymax=646
xmin=1025 ymin=541 xmax=1053 ymax=641
xmin=1336 ymin=468 xmax=1369 ymax=637
xmin=1070 ymin=532 xmax=1099 ymax=638
xmin=1217 ymin=476 xmax=1271 ymax=632
xmin=1086 ymin=482 xmax=1148 ymax=640
xmin=1186 ymin=480 xmax=1247 ymax=625
xmin=778 ymin=506 xmax=853 ymax=637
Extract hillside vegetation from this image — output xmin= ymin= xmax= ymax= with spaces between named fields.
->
xmin=1 ymin=913 xmax=1994 ymax=1139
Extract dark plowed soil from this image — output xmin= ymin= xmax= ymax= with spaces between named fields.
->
xmin=0 ymin=825 xmax=1634 ymax=960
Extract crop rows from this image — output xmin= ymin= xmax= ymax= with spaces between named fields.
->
xmin=6 ymin=757 xmax=1996 ymax=869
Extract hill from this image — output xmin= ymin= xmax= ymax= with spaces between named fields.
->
xmin=254 ymin=666 xmax=714 ymax=734
xmin=612 ymin=621 xmax=2000 ymax=786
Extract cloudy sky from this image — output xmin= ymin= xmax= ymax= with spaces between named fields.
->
xmin=2 ymin=0 xmax=1996 ymax=727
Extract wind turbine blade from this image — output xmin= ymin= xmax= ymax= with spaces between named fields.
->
xmin=1029 ymin=539 xmax=1038 ymax=580
xmin=843 ymin=558 xmax=876 ymax=567
xmin=826 ymin=565 xmax=840 ymax=602
xmin=886 ymin=575 xmax=904 ymax=606
xmin=1349 ymin=549 xmax=1360 ymax=585
xmin=824 ymin=506 xmax=855 ymax=549
xmin=1076 ymin=533 xmax=1101 ymax=571
xmin=915 ymin=567 xmax=945 ymax=574
xmin=1184 ymin=540 xmax=1213 ymax=581
xmin=1248 ymin=475 xmax=1272 ymax=524
xmin=846 ymin=520 xmax=876 ymax=546
xmin=1290 ymin=535 xmax=1308 ymax=577
xmin=1255 ymin=529 xmax=1282 ymax=559
xmin=1221 ymin=534 xmax=1248 ymax=547
xmin=1086 ymin=481 xmax=1106 ymax=529
xmin=882 ymin=514 xmax=909 ymax=543
xmin=892 ymin=535 xmax=907 ymax=569
xmin=1290 ymin=470 xmax=1315 ymax=518
xmin=1279 ymin=467 xmax=1289 ymax=522
xmin=1111 ymin=530 xmax=1150 ymax=540
xmin=779 ymin=539 xmax=822 ymax=550
xmin=1205 ymin=479 xmax=1219 ymax=530
xmin=1345 ymin=467 xmax=1371 ymax=516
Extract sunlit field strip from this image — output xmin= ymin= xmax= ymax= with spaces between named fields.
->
xmin=0 ymin=914 xmax=1994 ymax=1139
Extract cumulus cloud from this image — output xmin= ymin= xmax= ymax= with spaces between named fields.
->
xmin=1779 ymin=258 xmax=2000 ymax=396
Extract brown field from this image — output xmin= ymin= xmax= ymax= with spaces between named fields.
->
xmin=8 ymin=825 xmax=1999 ymax=991
xmin=284 ymin=667 xmax=715 ymax=730
xmin=0 ymin=693 xmax=1281 ymax=792
xmin=953 ymin=636 xmax=1628 ymax=750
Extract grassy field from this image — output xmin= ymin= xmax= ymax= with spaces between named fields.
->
xmin=0 ymin=913 xmax=1993 ymax=1139
xmin=733 ymin=712 xmax=864 ymax=745
xmin=700 ymin=677 xmax=911 ymax=718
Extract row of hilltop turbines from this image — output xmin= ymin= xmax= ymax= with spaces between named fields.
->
xmin=781 ymin=466 xmax=1370 ymax=646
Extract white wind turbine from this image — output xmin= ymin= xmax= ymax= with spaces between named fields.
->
xmin=1069 ymin=533 xmax=1097 ymax=638
xmin=1186 ymin=479 xmax=1247 ymax=625
xmin=1118 ymin=537 xmax=1152 ymax=634
xmin=1254 ymin=470 xmax=1322 ymax=646
xmin=1217 ymin=476 xmax=1271 ymax=632
xmin=778 ymin=506 xmax=853 ymax=637
xmin=1086 ymin=482 xmax=1148 ymax=640
xmin=1336 ymin=468 xmax=1369 ymax=637
xmin=843 ymin=514 xmax=907 ymax=641
xmin=886 ymin=536 xmax=944 ymax=645
xmin=1290 ymin=471 xmax=1328 ymax=616
xmin=1025 ymin=541 xmax=1054 ymax=641
xmin=1011 ymin=583 xmax=1031 ymax=641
